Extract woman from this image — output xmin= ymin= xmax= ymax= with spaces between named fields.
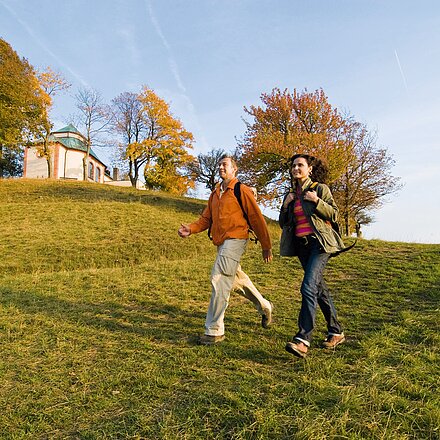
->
xmin=279 ymin=154 xmax=346 ymax=359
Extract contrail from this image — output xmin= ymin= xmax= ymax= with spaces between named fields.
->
xmin=144 ymin=0 xmax=208 ymax=150
xmin=0 ymin=0 xmax=88 ymax=86
xmin=145 ymin=0 xmax=186 ymax=94
xmin=394 ymin=49 xmax=408 ymax=91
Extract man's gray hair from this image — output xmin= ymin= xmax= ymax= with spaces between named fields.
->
xmin=218 ymin=153 xmax=238 ymax=170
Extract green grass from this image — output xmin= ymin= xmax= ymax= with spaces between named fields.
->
xmin=0 ymin=178 xmax=439 ymax=439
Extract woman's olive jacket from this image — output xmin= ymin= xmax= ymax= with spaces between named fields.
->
xmin=279 ymin=178 xmax=345 ymax=256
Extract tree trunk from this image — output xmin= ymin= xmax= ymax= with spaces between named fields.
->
xmin=0 ymin=145 xmax=3 ymax=179
xmin=344 ymin=212 xmax=350 ymax=237
xmin=46 ymin=156 xmax=52 ymax=178
xmin=128 ymin=160 xmax=134 ymax=184
xmin=43 ymin=134 xmax=53 ymax=178
xmin=129 ymin=159 xmax=138 ymax=187
xmin=83 ymin=137 xmax=92 ymax=181
xmin=130 ymin=170 xmax=138 ymax=187
xmin=83 ymin=155 xmax=88 ymax=181
xmin=344 ymin=172 xmax=350 ymax=236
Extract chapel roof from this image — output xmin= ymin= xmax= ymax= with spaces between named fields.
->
xmin=50 ymin=125 xmax=104 ymax=165
xmin=52 ymin=124 xmax=83 ymax=135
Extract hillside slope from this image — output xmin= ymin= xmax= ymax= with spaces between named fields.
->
xmin=0 ymin=179 xmax=438 ymax=439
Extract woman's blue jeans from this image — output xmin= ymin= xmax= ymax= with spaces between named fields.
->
xmin=294 ymin=235 xmax=343 ymax=345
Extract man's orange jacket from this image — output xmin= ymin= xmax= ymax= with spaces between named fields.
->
xmin=189 ymin=177 xmax=272 ymax=251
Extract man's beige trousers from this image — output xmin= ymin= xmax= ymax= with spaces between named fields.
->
xmin=205 ymin=239 xmax=271 ymax=336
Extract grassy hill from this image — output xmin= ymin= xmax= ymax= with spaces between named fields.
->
xmin=0 ymin=179 xmax=438 ymax=439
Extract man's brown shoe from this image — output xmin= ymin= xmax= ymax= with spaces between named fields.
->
xmin=199 ymin=334 xmax=225 ymax=345
xmin=261 ymin=302 xmax=273 ymax=329
xmin=285 ymin=340 xmax=308 ymax=358
xmin=322 ymin=333 xmax=345 ymax=349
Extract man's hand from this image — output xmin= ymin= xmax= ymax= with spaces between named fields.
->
xmin=178 ymin=223 xmax=191 ymax=238
xmin=262 ymin=249 xmax=273 ymax=263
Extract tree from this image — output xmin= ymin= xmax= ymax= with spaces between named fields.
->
xmin=34 ymin=67 xmax=71 ymax=177
xmin=74 ymin=87 xmax=110 ymax=180
xmin=331 ymin=123 xmax=402 ymax=236
xmin=0 ymin=148 xmax=23 ymax=177
xmin=115 ymin=86 xmax=194 ymax=194
xmin=353 ymin=211 xmax=373 ymax=238
xmin=0 ymin=38 xmax=47 ymax=177
xmin=186 ymin=148 xmax=226 ymax=191
xmin=237 ymin=88 xmax=353 ymax=204
xmin=144 ymin=145 xmax=195 ymax=194
xmin=138 ymin=86 xmax=194 ymax=194
xmin=111 ymin=91 xmax=145 ymax=186
xmin=237 ymin=87 xmax=400 ymax=235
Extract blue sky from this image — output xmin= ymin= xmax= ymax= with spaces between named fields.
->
xmin=1 ymin=0 xmax=439 ymax=243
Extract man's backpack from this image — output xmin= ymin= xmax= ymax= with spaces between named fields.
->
xmin=208 ymin=181 xmax=258 ymax=243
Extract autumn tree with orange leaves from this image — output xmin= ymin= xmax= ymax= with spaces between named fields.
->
xmin=237 ymin=88 xmax=353 ymax=202
xmin=237 ymin=88 xmax=400 ymax=235
xmin=113 ymin=87 xmax=194 ymax=194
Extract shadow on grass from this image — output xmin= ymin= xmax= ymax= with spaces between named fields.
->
xmin=0 ymin=285 xmax=296 ymax=364
xmin=0 ymin=286 xmax=206 ymax=344
xmin=2 ymin=272 xmax=437 ymax=364
xmin=31 ymin=181 xmax=206 ymax=215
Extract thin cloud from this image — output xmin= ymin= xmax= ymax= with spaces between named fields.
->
xmin=0 ymin=0 xmax=88 ymax=86
xmin=117 ymin=27 xmax=142 ymax=69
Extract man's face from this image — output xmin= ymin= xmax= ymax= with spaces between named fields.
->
xmin=218 ymin=158 xmax=237 ymax=181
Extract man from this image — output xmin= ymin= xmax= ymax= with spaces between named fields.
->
xmin=178 ymin=154 xmax=273 ymax=345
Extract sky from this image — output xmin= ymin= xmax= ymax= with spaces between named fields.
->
xmin=1 ymin=0 xmax=439 ymax=243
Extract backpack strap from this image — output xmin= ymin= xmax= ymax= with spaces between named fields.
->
xmin=206 ymin=190 xmax=216 ymax=241
xmin=330 ymin=240 xmax=357 ymax=258
xmin=234 ymin=182 xmax=258 ymax=243
xmin=207 ymin=182 xmax=258 ymax=243
xmin=234 ymin=182 xmax=249 ymax=225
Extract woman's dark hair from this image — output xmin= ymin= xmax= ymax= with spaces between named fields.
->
xmin=289 ymin=153 xmax=329 ymax=183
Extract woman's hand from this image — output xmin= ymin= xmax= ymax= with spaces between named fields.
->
xmin=282 ymin=193 xmax=295 ymax=209
xmin=304 ymin=190 xmax=319 ymax=204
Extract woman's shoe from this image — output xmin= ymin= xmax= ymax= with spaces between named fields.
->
xmin=285 ymin=340 xmax=308 ymax=358
xmin=322 ymin=333 xmax=345 ymax=349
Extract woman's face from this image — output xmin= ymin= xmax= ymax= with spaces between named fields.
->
xmin=291 ymin=157 xmax=312 ymax=182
